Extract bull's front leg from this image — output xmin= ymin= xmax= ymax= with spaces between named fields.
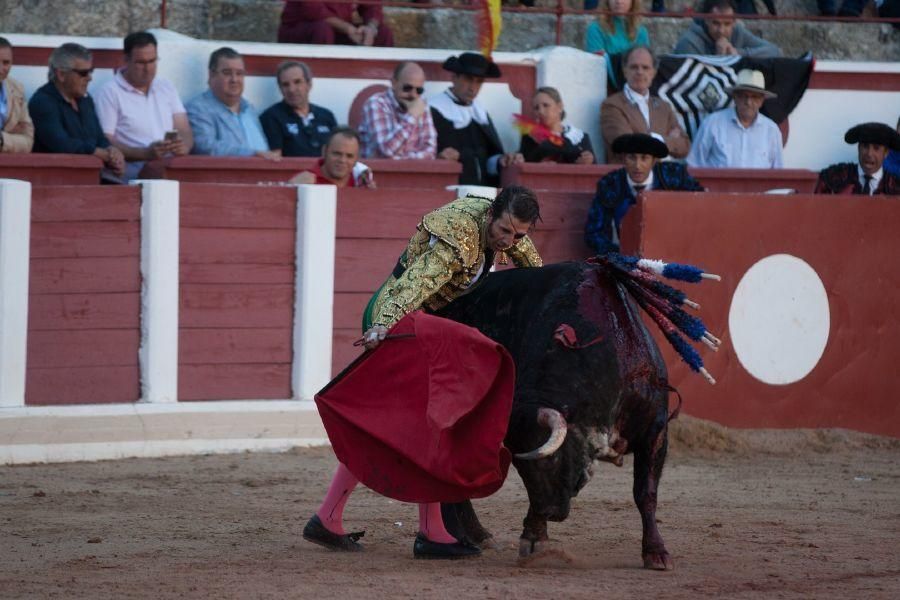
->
xmin=518 ymin=506 xmax=549 ymax=557
xmin=633 ymin=420 xmax=674 ymax=570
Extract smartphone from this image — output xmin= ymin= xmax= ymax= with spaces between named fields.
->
xmin=164 ymin=130 xmax=179 ymax=142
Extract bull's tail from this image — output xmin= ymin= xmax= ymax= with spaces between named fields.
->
xmin=592 ymin=253 xmax=722 ymax=385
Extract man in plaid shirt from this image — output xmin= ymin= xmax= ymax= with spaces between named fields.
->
xmin=359 ymin=61 xmax=437 ymax=159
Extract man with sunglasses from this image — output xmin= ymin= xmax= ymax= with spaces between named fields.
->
xmin=94 ymin=31 xmax=193 ymax=181
xmin=29 ymin=42 xmax=125 ymax=180
xmin=305 ymin=185 xmax=542 ymax=559
xmin=358 ymin=61 xmax=436 ymax=159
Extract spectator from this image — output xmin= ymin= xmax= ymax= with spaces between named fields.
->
xmin=585 ymin=0 xmax=650 ymax=90
xmin=585 ymin=133 xmax=703 ymax=255
xmin=585 ymin=0 xmax=664 ymax=14
xmin=29 ymin=43 xmax=125 ymax=179
xmin=260 ymin=61 xmax=336 ymax=157
xmin=289 ymin=127 xmax=375 ymax=188
xmin=814 ymin=122 xmax=900 ymax=195
xmin=0 ymin=37 xmax=33 ymax=153
xmin=359 ymin=61 xmax=437 ymax=159
xmin=687 ymin=69 xmax=783 ymax=168
xmin=673 ymin=0 xmax=782 ymax=58
xmin=519 ymin=86 xmax=594 ymax=164
xmin=430 ymin=52 xmax=520 ymax=187
xmin=600 ymin=45 xmax=690 ymax=162
xmin=277 ymin=0 xmax=394 ymax=47
xmin=94 ymin=31 xmax=193 ymax=181
xmin=186 ymin=47 xmax=277 ymax=159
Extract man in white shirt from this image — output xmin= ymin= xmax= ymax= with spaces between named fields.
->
xmin=94 ymin=31 xmax=193 ymax=180
xmin=688 ymin=69 xmax=783 ymax=169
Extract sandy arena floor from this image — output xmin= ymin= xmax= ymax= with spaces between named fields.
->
xmin=2 ymin=416 xmax=899 ymax=599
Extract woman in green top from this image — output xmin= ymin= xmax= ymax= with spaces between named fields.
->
xmin=585 ymin=0 xmax=650 ymax=91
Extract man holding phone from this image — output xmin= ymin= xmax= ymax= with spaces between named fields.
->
xmin=358 ymin=61 xmax=436 ymax=159
xmin=95 ymin=31 xmax=193 ymax=180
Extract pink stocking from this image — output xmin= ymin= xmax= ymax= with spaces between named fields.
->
xmin=315 ymin=463 xmax=358 ymax=535
xmin=418 ymin=502 xmax=457 ymax=544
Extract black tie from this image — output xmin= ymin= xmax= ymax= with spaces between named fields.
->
xmin=633 ymin=184 xmax=646 ymax=194
xmin=862 ymin=175 xmax=873 ymax=195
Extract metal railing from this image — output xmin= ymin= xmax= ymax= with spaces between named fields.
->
xmin=157 ymin=0 xmax=900 ymax=46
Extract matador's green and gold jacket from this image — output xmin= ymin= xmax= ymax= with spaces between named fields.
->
xmin=363 ymin=195 xmax=542 ymax=331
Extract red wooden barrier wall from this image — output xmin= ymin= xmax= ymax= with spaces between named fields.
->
xmin=162 ymin=157 xmax=462 ymax=189
xmin=0 ymin=154 xmax=102 ymax=185
xmin=638 ymin=192 xmax=900 ymax=437
xmin=178 ymin=183 xmax=296 ymax=401
xmin=502 ymin=162 xmax=819 ymax=194
xmin=26 ymin=186 xmax=142 ymax=405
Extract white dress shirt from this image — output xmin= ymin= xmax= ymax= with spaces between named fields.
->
xmin=858 ymin=165 xmax=882 ymax=195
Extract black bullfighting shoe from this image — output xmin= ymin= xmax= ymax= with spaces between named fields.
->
xmin=302 ymin=514 xmax=364 ymax=552
xmin=412 ymin=533 xmax=482 ymax=560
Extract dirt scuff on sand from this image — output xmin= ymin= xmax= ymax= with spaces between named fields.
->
xmin=2 ymin=417 xmax=899 ymax=599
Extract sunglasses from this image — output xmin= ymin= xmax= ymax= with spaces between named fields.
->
xmin=401 ymin=84 xmax=425 ymax=95
xmin=67 ymin=67 xmax=94 ymax=78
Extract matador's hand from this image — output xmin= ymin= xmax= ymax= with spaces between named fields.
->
xmin=363 ymin=325 xmax=388 ymax=350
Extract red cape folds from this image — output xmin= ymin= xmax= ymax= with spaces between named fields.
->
xmin=315 ymin=312 xmax=514 ymax=503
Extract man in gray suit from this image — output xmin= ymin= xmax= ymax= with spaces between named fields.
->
xmin=186 ymin=47 xmax=279 ymax=159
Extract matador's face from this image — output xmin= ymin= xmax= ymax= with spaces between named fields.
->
xmin=487 ymin=211 xmax=532 ymax=252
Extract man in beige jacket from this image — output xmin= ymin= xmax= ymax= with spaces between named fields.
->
xmin=600 ymin=45 xmax=688 ymax=163
xmin=0 ymin=37 xmax=34 ymax=153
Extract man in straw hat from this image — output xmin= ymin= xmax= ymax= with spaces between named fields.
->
xmin=429 ymin=52 xmax=522 ymax=186
xmin=687 ymin=68 xmax=783 ymax=169
xmin=585 ymin=133 xmax=704 ymax=255
xmin=814 ymin=122 xmax=900 ymax=195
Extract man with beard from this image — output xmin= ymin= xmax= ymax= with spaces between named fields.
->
xmin=260 ymin=60 xmax=336 ymax=157
xmin=430 ymin=52 xmax=521 ymax=186
xmin=815 ymin=122 xmax=900 ymax=196
xmin=358 ymin=61 xmax=436 ymax=159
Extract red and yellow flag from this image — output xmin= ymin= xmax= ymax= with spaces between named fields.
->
xmin=478 ymin=0 xmax=502 ymax=57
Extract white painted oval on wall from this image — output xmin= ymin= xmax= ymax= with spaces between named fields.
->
xmin=728 ymin=254 xmax=830 ymax=385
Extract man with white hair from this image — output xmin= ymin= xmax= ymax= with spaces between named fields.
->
xmin=687 ymin=69 xmax=783 ymax=169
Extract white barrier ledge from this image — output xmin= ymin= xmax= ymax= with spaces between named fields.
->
xmin=293 ymin=184 xmax=337 ymax=401
xmin=136 ymin=179 xmax=180 ymax=404
xmin=0 ymin=400 xmax=328 ymax=464
xmin=0 ymin=179 xmax=31 ymax=408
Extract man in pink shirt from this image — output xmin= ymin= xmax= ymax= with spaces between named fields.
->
xmin=94 ymin=31 xmax=194 ymax=180
xmin=359 ymin=61 xmax=436 ymax=159
xmin=277 ymin=1 xmax=394 ymax=47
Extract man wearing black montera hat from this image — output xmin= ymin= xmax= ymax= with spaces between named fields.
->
xmin=585 ymin=133 xmax=704 ymax=255
xmin=429 ymin=52 xmax=521 ymax=187
xmin=815 ymin=122 xmax=900 ymax=196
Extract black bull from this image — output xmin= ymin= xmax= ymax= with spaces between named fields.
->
xmin=435 ymin=260 xmax=675 ymax=570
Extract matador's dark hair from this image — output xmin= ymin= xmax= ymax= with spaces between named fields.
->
xmin=491 ymin=185 xmax=542 ymax=225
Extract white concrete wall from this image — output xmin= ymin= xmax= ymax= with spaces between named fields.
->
xmin=4 ymin=31 xmax=893 ymax=170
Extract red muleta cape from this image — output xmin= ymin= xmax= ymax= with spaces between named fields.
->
xmin=315 ymin=312 xmax=514 ymax=503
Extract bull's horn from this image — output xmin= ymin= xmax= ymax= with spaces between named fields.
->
xmin=514 ymin=408 xmax=568 ymax=460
